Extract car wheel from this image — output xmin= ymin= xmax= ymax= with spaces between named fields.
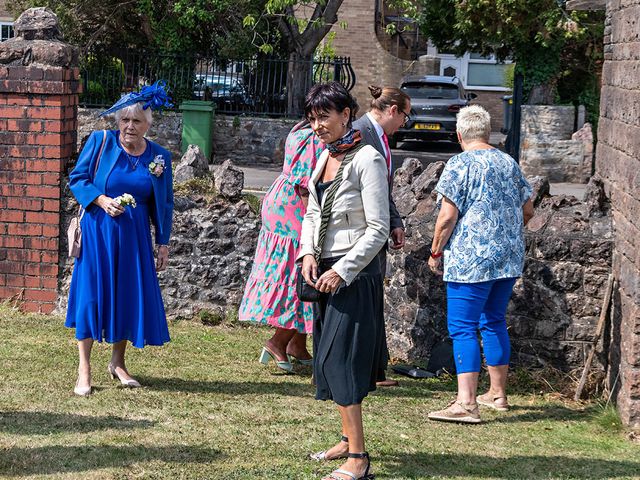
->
xmin=388 ymin=135 xmax=398 ymax=149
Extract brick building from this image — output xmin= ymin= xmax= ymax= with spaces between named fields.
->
xmin=329 ymin=0 xmax=509 ymax=130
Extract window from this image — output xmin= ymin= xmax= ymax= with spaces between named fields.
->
xmin=401 ymin=82 xmax=459 ymax=100
xmin=465 ymin=52 xmax=512 ymax=90
xmin=467 ymin=63 xmax=510 ymax=87
xmin=1 ymin=23 xmax=14 ymax=42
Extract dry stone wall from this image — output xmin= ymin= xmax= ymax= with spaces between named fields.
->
xmin=383 ymin=158 xmax=612 ymax=369
xmin=57 ymin=158 xmax=613 ymax=372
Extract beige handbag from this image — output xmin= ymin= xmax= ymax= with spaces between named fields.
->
xmin=67 ymin=130 xmax=107 ymax=258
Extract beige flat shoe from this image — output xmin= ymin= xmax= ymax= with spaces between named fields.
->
xmin=477 ymin=393 xmax=510 ymax=411
xmin=428 ymin=400 xmax=481 ymax=424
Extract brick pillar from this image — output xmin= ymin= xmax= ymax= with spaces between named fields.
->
xmin=0 ymin=47 xmax=80 ymax=313
xmin=595 ymin=0 xmax=640 ymax=428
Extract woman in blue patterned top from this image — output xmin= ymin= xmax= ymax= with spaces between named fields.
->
xmin=427 ymin=105 xmax=534 ymax=424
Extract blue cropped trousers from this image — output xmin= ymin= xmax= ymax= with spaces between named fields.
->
xmin=446 ymin=278 xmax=517 ymax=374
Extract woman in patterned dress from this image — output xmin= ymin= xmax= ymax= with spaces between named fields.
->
xmin=426 ymin=105 xmax=535 ymax=423
xmin=239 ymin=122 xmax=324 ymax=372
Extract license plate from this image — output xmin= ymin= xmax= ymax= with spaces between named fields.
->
xmin=415 ymin=123 xmax=440 ymax=130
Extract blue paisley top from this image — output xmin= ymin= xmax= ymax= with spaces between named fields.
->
xmin=435 ymin=148 xmax=532 ymax=283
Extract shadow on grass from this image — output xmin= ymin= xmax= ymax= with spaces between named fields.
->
xmin=0 ymin=411 xmax=155 ymax=435
xmin=0 ymin=445 xmax=222 ymax=477
xmin=371 ymin=375 xmax=459 ymax=399
xmin=490 ymin=403 xmax=597 ymax=424
xmin=140 ymin=375 xmax=458 ymax=399
xmin=138 ymin=376 xmax=315 ymax=396
xmin=381 ymin=453 xmax=640 ymax=479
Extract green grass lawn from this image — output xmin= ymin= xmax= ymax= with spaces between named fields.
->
xmin=0 ymin=305 xmax=638 ymax=479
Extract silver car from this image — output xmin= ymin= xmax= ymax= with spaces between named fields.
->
xmin=391 ymin=75 xmax=476 ymax=147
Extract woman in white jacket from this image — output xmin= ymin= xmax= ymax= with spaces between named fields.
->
xmin=298 ymin=82 xmax=389 ymax=480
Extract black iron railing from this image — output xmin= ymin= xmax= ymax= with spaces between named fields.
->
xmin=79 ymin=49 xmax=356 ymax=117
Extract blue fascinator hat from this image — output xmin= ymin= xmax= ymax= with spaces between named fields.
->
xmin=99 ymin=80 xmax=174 ymax=117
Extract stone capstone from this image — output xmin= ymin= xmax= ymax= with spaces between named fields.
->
xmin=14 ymin=7 xmax=62 ymax=40
xmin=214 ymin=159 xmax=244 ymax=199
xmin=174 ymin=145 xmax=209 ymax=183
xmin=0 ymin=8 xmax=79 ymax=67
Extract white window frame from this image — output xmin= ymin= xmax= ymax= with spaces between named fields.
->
xmin=0 ymin=21 xmax=14 ymax=42
xmin=464 ymin=52 xmax=512 ymax=92
xmin=427 ymin=42 xmax=512 ymax=92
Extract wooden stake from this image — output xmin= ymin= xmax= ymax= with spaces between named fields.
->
xmin=574 ymin=274 xmax=614 ymax=401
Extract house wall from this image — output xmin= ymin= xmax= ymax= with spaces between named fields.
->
xmin=330 ymin=0 xmax=438 ymax=117
xmin=330 ymin=0 xmax=507 ymax=130
xmin=595 ymin=0 xmax=640 ymax=428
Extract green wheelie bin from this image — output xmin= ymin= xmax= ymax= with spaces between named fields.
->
xmin=180 ymin=100 xmax=215 ymax=160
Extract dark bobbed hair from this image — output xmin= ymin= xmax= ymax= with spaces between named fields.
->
xmin=304 ymin=82 xmax=359 ymax=124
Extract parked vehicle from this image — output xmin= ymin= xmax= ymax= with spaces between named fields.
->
xmin=193 ymin=74 xmax=252 ymax=111
xmin=390 ymin=75 xmax=476 ymax=147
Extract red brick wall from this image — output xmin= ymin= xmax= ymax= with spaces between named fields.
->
xmin=330 ymin=0 xmax=438 ymax=115
xmin=0 ymin=65 xmax=80 ymax=313
xmin=595 ymin=0 xmax=640 ymax=428
xmin=468 ymin=90 xmax=508 ymax=132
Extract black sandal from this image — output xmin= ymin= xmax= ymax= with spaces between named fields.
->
xmin=325 ymin=452 xmax=374 ymax=480
xmin=310 ymin=435 xmax=349 ymax=461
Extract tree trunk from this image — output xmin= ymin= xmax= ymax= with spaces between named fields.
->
xmin=287 ymin=51 xmax=314 ymax=117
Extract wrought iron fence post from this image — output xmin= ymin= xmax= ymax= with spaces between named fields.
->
xmin=508 ymin=72 xmax=524 ymax=163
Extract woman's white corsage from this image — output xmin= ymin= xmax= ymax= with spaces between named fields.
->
xmin=149 ymin=155 xmax=165 ymax=177
xmin=114 ymin=193 xmax=137 ymax=208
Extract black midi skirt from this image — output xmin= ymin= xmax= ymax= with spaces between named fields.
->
xmin=313 ymin=257 xmax=386 ymax=406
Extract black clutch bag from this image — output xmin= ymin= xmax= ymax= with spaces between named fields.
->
xmin=296 ymin=265 xmax=322 ymax=302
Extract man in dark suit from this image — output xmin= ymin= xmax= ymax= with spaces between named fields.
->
xmin=353 ymin=86 xmax=411 ymax=387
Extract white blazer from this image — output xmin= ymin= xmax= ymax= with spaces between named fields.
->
xmin=297 ymin=144 xmax=390 ymax=285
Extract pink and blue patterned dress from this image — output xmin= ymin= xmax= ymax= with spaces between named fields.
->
xmin=239 ymin=125 xmax=324 ymax=333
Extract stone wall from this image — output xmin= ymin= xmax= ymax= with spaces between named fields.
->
xmin=519 ymin=105 xmax=593 ymax=183
xmin=77 ymin=108 xmax=182 ymax=159
xmin=77 ymin=108 xmax=297 ymax=166
xmin=56 ymin=180 xmax=260 ymax=318
xmin=212 ymin=116 xmax=298 ymax=165
xmin=384 ymin=158 xmax=612 ymax=367
xmin=56 ymin=157 xmax=613 ymax=372
xmin=595 ymin=0 xmax=640 ymax=428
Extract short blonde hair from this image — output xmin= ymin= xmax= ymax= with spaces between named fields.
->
xmin=114 ymin=102 xmax=153 ymax=126
xmin=456 ymin=105 xmax=491 ymax=142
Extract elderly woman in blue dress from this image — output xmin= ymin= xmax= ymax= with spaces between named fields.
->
xmin=427 ymin=105 xmax=534 ymax=423
xmin=66 ymin=82 xmax=174 ymax=396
